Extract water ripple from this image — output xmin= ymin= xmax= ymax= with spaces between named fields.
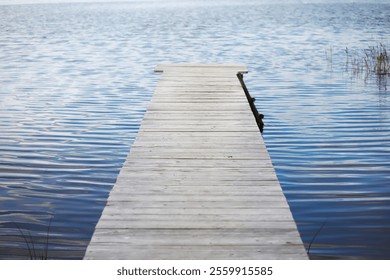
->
xmin=1 ymin=1 xmax=390 ymax=259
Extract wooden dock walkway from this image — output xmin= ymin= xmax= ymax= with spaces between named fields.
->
xmin=84 ymin=64 xmax=308 ymax=259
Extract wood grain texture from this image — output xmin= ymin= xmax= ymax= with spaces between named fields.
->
xmin=84 ymin=64 xmax=307 ymax=260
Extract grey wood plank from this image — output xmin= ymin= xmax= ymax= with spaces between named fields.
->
xmin=114 ymin=171 xmax=279 ymax=181
xmin=142 ymin=111 xmax=256 ymax=119
xmin=100 ymin=207 xmax=292 ymax=216
xmin=108 ymin=188 xmax=284 ymax=196
xmin=113 ymin=180 xmax=282 ymax=188
xmin=134 ymin=131 xmax=263 ymax=138
xmin=103 ymin=200 xmax=292 ymax=209
xmin=155 ymin=64 xmax=248 ymax=73
xmin=138 ymin=126 xmax=257 ymax=132
xmin=97 ymin=212 xmax=298 ymax=222
xmin=117 ymin=166 xmax=276 ymax=173
xmin=85 ymin=245 xmax=306 ymax=260
xmin=87 ymin=229 xmax=306 ymax=245
xmin=94 ymin=219 xmax=300 ymax=230
xmin=131 ymin=136 xmax=265 ymax=144
xmin=120 ymin=159 xmax=273 ymax=168
xmin=126 ymin=152 xmax=272 ymax=160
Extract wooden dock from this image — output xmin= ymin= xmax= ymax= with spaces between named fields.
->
xmin=84 ymin=64 xmax=308 ymax=259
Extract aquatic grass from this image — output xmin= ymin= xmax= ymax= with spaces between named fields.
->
xmin=307 ymin=219 xmax=328 ymax=257
xmin=15 ymin=224 xmax=36 ymax=260
xmin=365 ymin=43 xmax=389 ymax=75
xmin=14 ymin=216 xmax=53 ymax=260
xmin=345 ymin=43 xmax=390 ymax=77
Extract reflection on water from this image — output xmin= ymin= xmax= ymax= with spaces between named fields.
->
xmin=0 ymin=1 xmax=389 ymax=259
xmin=253 ymin=63 xmax=390 ymax=259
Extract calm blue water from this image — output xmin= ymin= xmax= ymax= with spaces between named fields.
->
xmin=0 ymin=1 xmax=389 ymax=259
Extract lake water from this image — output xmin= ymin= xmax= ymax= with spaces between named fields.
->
xmin=0 ymin=0 xmax=389 ymax=259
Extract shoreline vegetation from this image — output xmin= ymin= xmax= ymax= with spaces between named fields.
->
xmin=345 ymin=43 xmax=389 ymax=77
xmin=14 ymin=216 xmax=52 ymax=260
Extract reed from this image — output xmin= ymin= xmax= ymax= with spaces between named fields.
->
xmin=346 ymin=43 xmax=389 ymax=76
xmin=15 ymin=216 xmax=53 ymax=260
xmin=365 ymin=43 xmax=389 ymax=75
xmin=307 ymin=219 xmax=327 ymax=257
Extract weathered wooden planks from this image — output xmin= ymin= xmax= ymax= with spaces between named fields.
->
xmin=84 ymin=64 xmax=307 ymax=260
